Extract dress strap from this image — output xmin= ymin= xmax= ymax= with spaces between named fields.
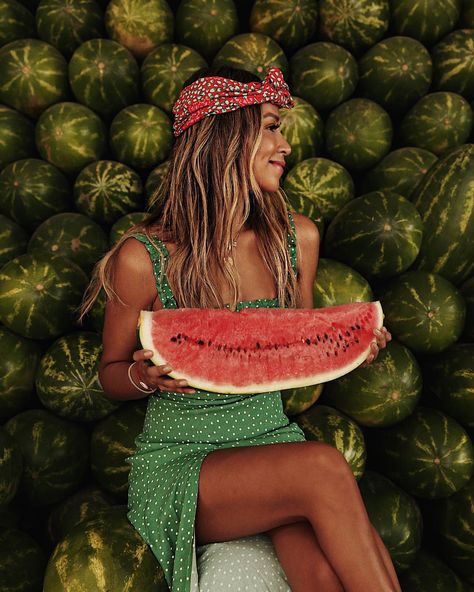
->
xmin=287 ymin=211 xmax=297 ymax=275
xmin=130 ymin=233 xmax=178 ymax=309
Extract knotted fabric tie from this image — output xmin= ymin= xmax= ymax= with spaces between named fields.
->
xmin=172 ymin=66 xmax=295 ymax=137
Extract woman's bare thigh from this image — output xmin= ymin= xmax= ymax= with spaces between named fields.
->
xmin=194 ymin=440 xmax=347 ymax=546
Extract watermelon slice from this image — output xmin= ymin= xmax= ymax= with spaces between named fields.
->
xmin=139 ymin=301 xmax=384 ymax=394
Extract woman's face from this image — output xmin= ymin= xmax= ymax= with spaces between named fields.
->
xmin=253 ymin=103 xmax=292 ymax=193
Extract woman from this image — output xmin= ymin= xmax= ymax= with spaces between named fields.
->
xmin=81 ymin=66 xmax=399 ymax=592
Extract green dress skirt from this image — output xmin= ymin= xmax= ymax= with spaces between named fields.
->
xmin=127 ymin=212 xmax=307 ymax=592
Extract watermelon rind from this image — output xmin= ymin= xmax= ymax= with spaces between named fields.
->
xmin=139 ymin=302 xmax=384 ymax=394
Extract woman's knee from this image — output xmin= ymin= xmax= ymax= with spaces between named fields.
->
xmin=301 ymin=442 xmax=357 ymax=499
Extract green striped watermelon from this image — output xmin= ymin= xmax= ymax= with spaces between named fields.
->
xmin=0 ymin=426 xmax=22 ymax=506
xmin=279 ymin=97 xmax=324 ymax=170
xmin=69 ymin=39 xmax=139 ymax=119
xmin=323 ymin=191 xmax=423 ymax=279
xmin=325 ymin=98 xmax=393 ymax=171
xmin=399 ymin=548 xmax=473 ymax=592
xmin=74 ymin=160 xmax=144 ymax=225
xmin=361 ymin=147 xmax=438 ymax=199
xmin=460 ymin=277 xmax=474 ymax=340
xmin=0 ymin=528 xmax=46 ymax=592
xmin=0 ymin=327 xmax=41 ymax=419
xmin=431 ymin=478 xmax=474 ymax=584
xmin=318 ymin=0 xmax=389 ymax=54
xmin=320 ymin=340 xmax=422 ymax=427
xmin=141 ymin=44 xmax=207 ymax=114
xmin=145 ymin=160 xmax=170 ymax=208
xmin=0 ymin=0 xmax=35 ymax=47
xmin=47 ymin=485 xmax=112 ymax=545
xmin=110 ymin=104 xmax=173 ymax=170
xmin=105 ymin=0 xmax=173 ymax=59
xmin=28 ymin=212 xmax=108 ymax=273
xmin=0 ymin=214 xmax=28 ymax=267
xmin=400 ymin=92 xmax=473 ymax=155
xmin=36 ymin=102 xmax=107 ymax=173
xmin=0 ymin=252 xmax=89 ymax=339
xmin=390 ymin=0 xmax=461 ymax=46
xmin=367 ymin=406 xmax=474 ymax=499
xmin=4 ymin=409 xmax=89 ymax=506
xmin=358 ymin=470 xmax=422 ymax=570
xmin=176 ymin=0 xmax=239 ymax=62
xmin=422 ymin=344 xmax=474 ymax=428
xmin=380 ymin=271 xmax=466 ymax=354
xmin=36 ymin=331 xmax=121 ymax=422
xmin=43 ymin=507 xmax=168 ymax=591
xmin=312 ymin=258 xmax=373 ymax=308
xmin=91 ymin=400 xmax=147 ymax=497
xmin=412 ymin=143 xmax=474 ymax=285
xmin=432 ymin=30 xmax=474 ymax=101
xmin=284 ymin=194 xmax=324 ymax=238
xmin=296 ymin=404 xmax=366 ymax=480
xmin=250 ymin=0 xmax=318 ymax=55
xmin=357 ymin=36 xmax=432 ymax=115
xmin=212 ymin=32 xmax=289 ymax=79
xmin=110 ymin=212 xmax=149 ymax=244
xmin=283 ymin=157 xmax=354 ymax=222
xmin=289 ymin=41 xmax=358 ymax=112
xmin=0 ymin=105 xmax=35 ymax=168
xmin=0 ymin=39 xmax=69 ymax=118
xmin=0 ymin=158 xmax=71 ymax=231
xmin=35 ymin=0 xmax=105 ymax=57
xmin=281 ymin=383 xmax=323 ymax=417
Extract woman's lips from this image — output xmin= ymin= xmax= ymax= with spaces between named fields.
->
xmin=270 ymin=161 xmax=285 ymax=172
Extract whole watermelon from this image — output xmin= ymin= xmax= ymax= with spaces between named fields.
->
xmin=0 ymin=252 xmax=89 ymax=339
xmin=0 ymin=105 xmax=35 ymax=168
xmin=0 ymin=528 xmax=47 ymax=592
xmin=312 ymin=258 xmax=373 ymax=308
xmin=0 ymin=426 xmax=22 ymax=507
xmin=0 ymin=327 xmax=41 ymax=419
xmin=43 ymin=507 xmax=168 ymax=591
xmin=422 ymin=344 xmax=474 ymax=428
xmin=0 ymin=214 xmax=28 ymax=268
xmin=367 ymin=406 xmax=474 ymax=499
xmin=4 ymin=409 xmax=89 ymax=506
xmin=412 ymin=143 xmax=474 ymax=285
xmin=320 ymin=340 xmax=422 ymax=427
xmin=91 ymin=400 xmax=147 ymax=497
xmin=36 ymin=331 xmax=121 ymax=422
xmin=358 ymin=470 xmax=422 ymax=571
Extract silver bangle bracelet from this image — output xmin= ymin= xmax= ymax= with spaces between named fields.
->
xmin=128 ymin=361 xmax=156 ymax=394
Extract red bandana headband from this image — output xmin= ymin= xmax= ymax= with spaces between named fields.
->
xmin=172 ymin=66 xmax=295 ymax=137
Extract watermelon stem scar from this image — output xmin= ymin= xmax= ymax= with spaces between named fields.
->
xmin=139 ymin=301 xmax=384 ymax=394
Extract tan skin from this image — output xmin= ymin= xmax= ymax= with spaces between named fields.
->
xmin=99 ymin=102 xmax=399 ymax=591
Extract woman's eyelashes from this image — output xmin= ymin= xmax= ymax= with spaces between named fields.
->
xmin=267 ymin=123 xmax=281 ymax=132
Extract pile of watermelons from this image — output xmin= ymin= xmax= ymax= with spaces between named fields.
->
xmin=0 ymin=0 xmax=473 ymax=590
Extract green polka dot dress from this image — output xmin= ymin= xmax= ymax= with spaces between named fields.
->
xmin=127 ymin=212 xmax=307 ymax=592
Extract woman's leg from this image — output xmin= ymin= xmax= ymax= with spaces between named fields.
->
xmin=268 ymin=520 xmax=344 ymax=592
xmin=268 ymin=520 xmax=400 ymax=592
xmin=195 ymin=440 xmax=401 ymax=592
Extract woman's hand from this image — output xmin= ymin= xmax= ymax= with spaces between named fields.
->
xmin=132 ymin=349 xmax=196 ymax=393
xmin=361 ymin=326 xmax=392 ymax=367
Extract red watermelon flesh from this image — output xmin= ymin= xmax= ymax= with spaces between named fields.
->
xmin=139 ymin=301 xmax=384 ymax=394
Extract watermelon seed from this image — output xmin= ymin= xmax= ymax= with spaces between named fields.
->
xmin=305 ymin=338 xmax=311 ymax=345
xmin=355 ymin=338 xmax=359 ymax=343
xmin=317 ymin=335 xmax=321 ymax=342
xmin=256 ymin=342 xmax=261 ymax=349
xmin=197 ymin=340 xmax=204 ymax=345
xmin=324 ymin=333 xmax=328 ymax=340
xmin=356 ymin=324 xmax=361 ymax=330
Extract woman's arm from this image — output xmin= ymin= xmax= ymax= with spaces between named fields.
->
xmin=292 ymin=212 xmax=320 ymax=309
xmin=98 ymin=238 xmax=195 ymax=400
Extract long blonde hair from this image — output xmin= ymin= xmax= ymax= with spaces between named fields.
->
xmin=79 ymin=66 xmax=300 ymax=319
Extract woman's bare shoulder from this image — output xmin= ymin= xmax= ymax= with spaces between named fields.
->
xmin=290 ymin=211 xmax=320 ymax=246
xmin=114 ymin=236 xmax=154 ymax=275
